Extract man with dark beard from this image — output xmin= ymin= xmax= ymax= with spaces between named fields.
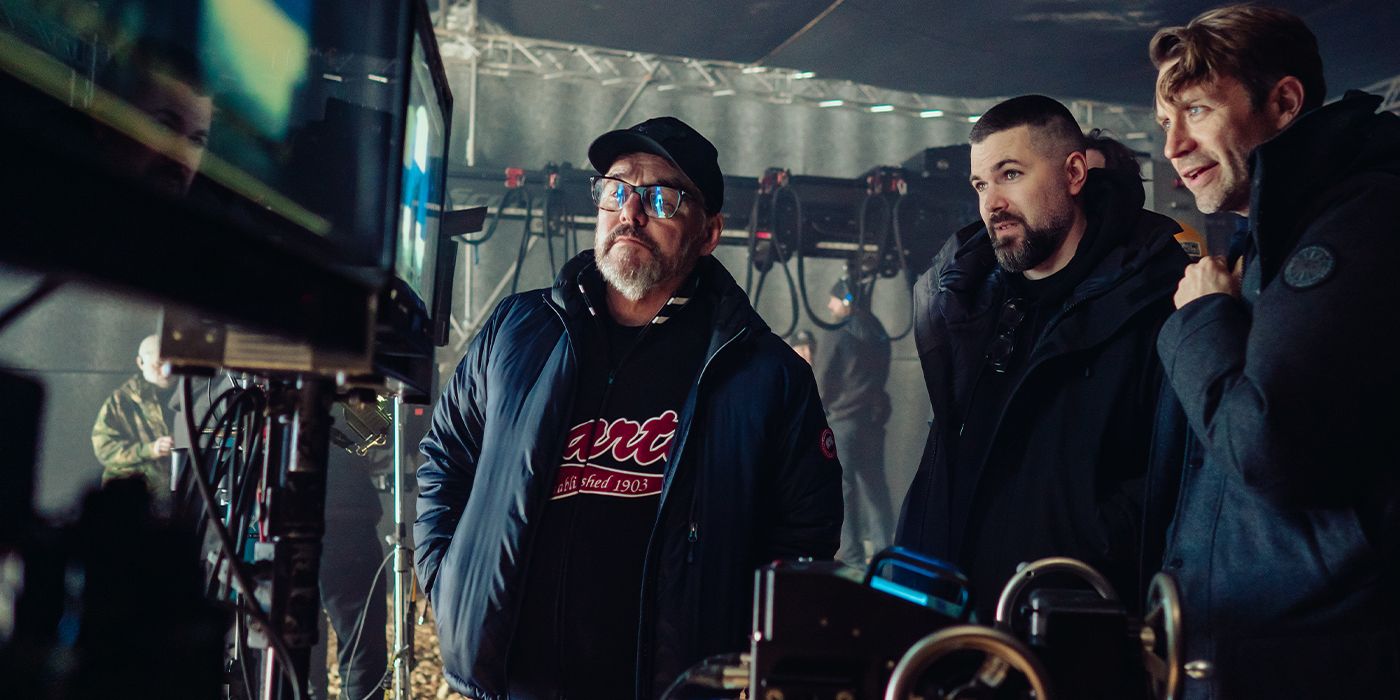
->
xmin=416 ymin=116 xmax=842 ymax=700
xmin=896 ymin=95 xmax=1188 ymax=621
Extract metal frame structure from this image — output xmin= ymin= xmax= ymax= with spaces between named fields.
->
xmin=432 ymin=7 xmax=1160 ymax=133
xmin=430 ymin=1 xmax=1162 ymax=344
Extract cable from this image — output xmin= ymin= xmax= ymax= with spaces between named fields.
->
xmin=358 ymin=664 xmax=395 ymax=700
xmin=338 ymin=548 xmax=396 ymax=699
xmin=752 ymin=196 xmax=799 ymax=338
xmin=744 ymin=189 xmax=764 ymax=295
xmin=767 ymin=188 xmax=803 ymax=338
xmin=460 ymin=186 xmax=528 ymax=247
xmin=774 ymin=255 xmax=800 ymax=338
xmin=750 ymin=267 xmax=769 ymax=306
xmin=569 ymin=212 xmax=582 ymax=259
xmin=0 ymin=275 xmax=62 ymax=334
xmin=192 ymin=384 xmax=259 ymax=598
xmin=180 ymin=377 xmax=305 ymax=700
xmin=542 ymin=187 xmax=558 ymax=279
xmin=883 ymin=193 xmax=919 ymax=341
xmin=785 ymin=185 xmax=849 ymax=331
xmin=509 ymin=191 xmax=538 ymax=294
xmin=186 ymin=383 xmax=251 ymax=597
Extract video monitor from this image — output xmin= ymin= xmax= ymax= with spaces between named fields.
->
xmin=393 ymin=4 xmax=454 ymax=346
xmin=0 ymin=0 xmax=417 ymax=354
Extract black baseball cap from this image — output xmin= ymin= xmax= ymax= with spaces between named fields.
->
xmin=587 ymin=116 xmax=725 ymax=215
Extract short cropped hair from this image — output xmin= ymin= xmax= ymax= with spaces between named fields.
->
xmin=1085 ymin=128 xmax=1143 ymax=181
xmin=968 ymin=94 xmax=1085 ymax=161
xmin=1150 ymin=4 xmax=1325 ymax=112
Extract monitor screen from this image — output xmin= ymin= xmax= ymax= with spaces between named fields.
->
xmin=395 ymin=29 xmax=448 ymax=311
xmin=1 ymin=0 xmax=410 ymax=271
xmin=0 ymin=0 xmax=424 ymax=352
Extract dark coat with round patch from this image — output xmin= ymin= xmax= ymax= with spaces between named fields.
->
xmin=1156 ymin=92 xmax=1400 ymax=699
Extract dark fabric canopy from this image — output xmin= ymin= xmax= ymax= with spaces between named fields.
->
xmin=480 ymin=0 xmax=1397 ymax=106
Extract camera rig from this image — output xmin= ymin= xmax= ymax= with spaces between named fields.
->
xmin=663 ymin=551 xmax=1191 ymax=700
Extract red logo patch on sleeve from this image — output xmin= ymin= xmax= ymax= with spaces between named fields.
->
xmin=820 ymin=428 xmax=837 ymax=460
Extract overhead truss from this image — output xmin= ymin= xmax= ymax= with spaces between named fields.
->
xmin=432 ymin=4 xmax=1161 ymax=142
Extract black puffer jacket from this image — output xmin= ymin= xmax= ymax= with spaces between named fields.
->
xmin=415 ymin=252 xmax=843 ymax=700
xmin=1156 ymin=92 xmax=1400 ymax=699
xmin=897 ymin=169 xmax=1188 ymax=614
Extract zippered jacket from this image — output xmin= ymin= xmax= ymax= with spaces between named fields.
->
xmin=92 ymin=373 xmax=170 ymax=492
xmin=1157 ymin=91 xmax=1400 ymax=699
xmin=897 ymin=169 xmax=1189 ymax=613
xmin=415 ymin=251 xmax=843 ymax=700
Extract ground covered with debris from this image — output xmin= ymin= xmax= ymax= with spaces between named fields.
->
xmin=325 ymin=603 xmax=467 ymax=700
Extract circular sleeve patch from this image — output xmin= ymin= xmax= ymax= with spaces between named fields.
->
xmin=1282 ymin=244 xmax=1336 ymax=290
xmin=820 ymin=428 xmax=837 ymax=459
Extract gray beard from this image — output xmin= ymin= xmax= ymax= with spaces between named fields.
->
xmin=596 ymin=224 xmax=699 ymax=302
xmin=598 ymin=246 xmax=665 ymax=301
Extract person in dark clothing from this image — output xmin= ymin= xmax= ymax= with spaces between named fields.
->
xmin=414 ymin=116 xmax=842 ymax=700
xmin=896 ymin=95 xmax=1189 ymax=622
xmin=1151 ymin=6 xmax=1400 ymax=697
xmin=818 ymin=278 xmax=893 ymax=565
xmin=1085 ymin=128 xmax=1208 ymax=260
xmin=309 ymin=404 xmax=389 ymax=700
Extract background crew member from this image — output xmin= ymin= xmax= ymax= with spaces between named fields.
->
xmin=415 ymin=116 xmax=842 ymax=700
xmin=897 ymin=95 xmax=1188 ymax=620
xmin=1085 ymin=128 xmax=1208 ymax=259
xmin=818 ymin=277 xmax=893 ymax=565
xmin=1151 ymin=5 xmax=1400 ymax=696
xmin=92 ymin=334 xmax=174 ymax=495
xmin=309 ymin=403 xmax=390 ymax=700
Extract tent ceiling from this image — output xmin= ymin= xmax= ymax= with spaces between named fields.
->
xmin=477 ymin=0 xmax=1398 ymax=107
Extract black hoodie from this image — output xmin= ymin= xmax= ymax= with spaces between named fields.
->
xmin=898 ymin=168 xmax=1189 ymax=620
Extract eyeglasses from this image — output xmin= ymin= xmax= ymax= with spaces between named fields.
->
xmin=590 ymin=175 xmax=688 ymax=219
xmin=985 ymin=297 xmax=1027 ymax=374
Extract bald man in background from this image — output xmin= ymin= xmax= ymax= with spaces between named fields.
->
xmin=92 ymin=334 xmax=174 ymax=494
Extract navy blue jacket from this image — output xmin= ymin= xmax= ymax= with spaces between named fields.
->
xmin=897 ymin=169 xmax=1188 ymax=616
xmin=1157 ymin=92 xmax=1400 ymax=699
xmin=415 ymin=252 xmax=843 ymax=700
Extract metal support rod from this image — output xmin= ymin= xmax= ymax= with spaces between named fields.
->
xmin=391 ymin=395 xmax=415 ymax=700
xmin=455 ymin=234 xmax=539 ymax=353
xmin=465 ymin=0 xmax=479 ymax=168
xmin=605 ymin=71 xmax=655 ymax=133
xmin=460 ymin=246 xmax=474 ymax=349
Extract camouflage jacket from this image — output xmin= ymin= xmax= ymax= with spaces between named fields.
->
xmin=91 ymin=374 xmax=171 ymax=492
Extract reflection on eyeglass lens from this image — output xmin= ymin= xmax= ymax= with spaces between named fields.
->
xmin=590 ymin=176 xmax=685 ymax=219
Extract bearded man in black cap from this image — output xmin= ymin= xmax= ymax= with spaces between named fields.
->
xmin=416 ymin=116 xmax=842 ymax=700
